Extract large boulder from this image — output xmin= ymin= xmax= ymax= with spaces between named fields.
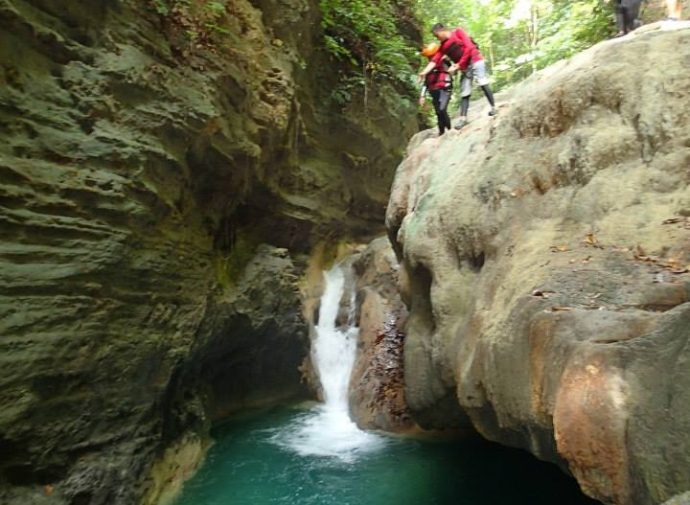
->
xmin=663 ymin=492 xmax=690 ymax=505
xmin=387 ymin=26 xmax=690 ymax=505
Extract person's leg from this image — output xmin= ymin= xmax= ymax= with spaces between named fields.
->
xmin=622 ymin=0 xmax=642 ymax=30
xmin=430 ymin=90 xmax=445 ymax=135
xmin=667 ymin=0 xmax=682 ymax=19
xmin=615 ymin=0 xmax=625 ymax=34
xmin=473 ymin=60 xmax=497 ymax=115
xmin=438 ymin=89 xmax=452 ymax=133
xmin=460 ymin=96 xmax=470 ymax=116
xmin=620 ymin=4 xmax=632 ymax=33
xmin=481 ymin=85 xmax=496 ymax=108
xmin=629 ymin=0 xmax=642 ymax=28
xmin=454 ymin=74 xmax=472 ymax=130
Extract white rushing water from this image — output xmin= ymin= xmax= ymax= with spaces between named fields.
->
xmin=272 ymin=264 xmax=386 ymax=462
xmin=313 ymin=266 xmax=357 ymax=409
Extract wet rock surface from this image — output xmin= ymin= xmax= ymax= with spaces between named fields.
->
xmin=348 ymin=237 xmax=413 ymax=432
xmin=387 ymin=27 xmax=690 ymax=505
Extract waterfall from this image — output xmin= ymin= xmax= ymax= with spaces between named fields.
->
xmin=312 ymin=266 xmax=358 ymax=410
xmin=272 ymin=263 xmax=386 ymax=462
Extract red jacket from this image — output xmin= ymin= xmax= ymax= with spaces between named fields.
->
xmin=425 ymin=56 xmax=452 ymax=90
xmin=440 ymin=28 xmax=482 ymax=71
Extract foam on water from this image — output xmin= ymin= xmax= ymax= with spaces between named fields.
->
xmin=272 ymin=264 xmax=387 ymax=462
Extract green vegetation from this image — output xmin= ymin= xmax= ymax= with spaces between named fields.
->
xmin=414 ymin=0 xmax=613 ymax=90
xmin=149 ymin=1 xmax=615 ymax=108
xmin=149 ymin=0 xmax=230 ymax=51
xmin=152 ymin=0 xmax=226 ymax=20
xmin=318 ymin=0 xmax=615 ymax=110
xmin=215 ymin=232 xmax=259 ymax=289
xmin=319 ymin=0 xmax=421 ymax=106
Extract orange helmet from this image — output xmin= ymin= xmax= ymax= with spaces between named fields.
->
xmin=421 ymin=43 xmax=440 ymax=57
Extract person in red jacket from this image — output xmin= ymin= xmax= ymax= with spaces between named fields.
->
xmin=419 ymin=23 xmax=497 ymax=130
xmin=419 ymin=43 xmax=453 ymax=135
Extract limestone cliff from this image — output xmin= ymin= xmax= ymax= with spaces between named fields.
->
xmin=387 ymin=25 xmax=690 ymax=505
xmin=0 ymin=0 xmax=419 ymax=503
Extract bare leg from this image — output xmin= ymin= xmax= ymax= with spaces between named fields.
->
xmin=667 ymin=0 xmax=682 ymax=19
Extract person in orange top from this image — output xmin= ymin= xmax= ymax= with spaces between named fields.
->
xmin=419 ymin=23 xmax=497 ymax=130
xmin=419 ymin=43 xmax=453 ymax=135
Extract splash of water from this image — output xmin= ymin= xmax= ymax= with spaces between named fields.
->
xmin=272 ymin=263 xmax=386 ymax=462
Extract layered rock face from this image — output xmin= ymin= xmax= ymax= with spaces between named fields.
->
xmin=0 ymin=0 xmax=418 ymax=503
xmin=348 ymin=237 xmax=413 ymax=432
xmin=387 ymin=27 xmax=690 ymax=505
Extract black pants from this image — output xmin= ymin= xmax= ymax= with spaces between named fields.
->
xmin=616 ymin=0 xmax=642 ymax=33
xmin=431 ymin=88 xmax=452 ymax=135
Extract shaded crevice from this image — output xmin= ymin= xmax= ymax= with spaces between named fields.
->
xmin=469 ymin=251 xmax=486 ymax=272
xmin=621 ymin=301 xmax=689 ymax=314
xmin=408 ymin=263 xmax=435 ymax=333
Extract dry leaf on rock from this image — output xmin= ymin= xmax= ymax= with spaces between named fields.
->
xmin=550 ymin=245 xmax=570 ymax=252
xmin=584 ymin=233 xmax=604 ymax=249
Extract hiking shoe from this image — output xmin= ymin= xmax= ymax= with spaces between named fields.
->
xmin=454 ymin=119 xmax=467 ymax=130
xmin=488 ymin=107 xmax=498 ymax=117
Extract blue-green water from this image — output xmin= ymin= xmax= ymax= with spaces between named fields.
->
xmin=174 ymin=404 xmax=600 ymax=505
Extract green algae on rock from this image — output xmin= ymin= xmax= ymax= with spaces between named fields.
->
xmin=0 ymin=0 xmax=420 ymax=503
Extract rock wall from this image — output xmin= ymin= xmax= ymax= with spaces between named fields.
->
xmin=387 ymin=26 xmax=690 ymax=505
xmin=348 ymin=237 xmax=413 ymax=432
xmin=0 ymin=0 xmax=419 ymax=503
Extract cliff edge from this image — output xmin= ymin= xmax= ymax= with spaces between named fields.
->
xmin=387 ymin=24 xmax=690 ymax=505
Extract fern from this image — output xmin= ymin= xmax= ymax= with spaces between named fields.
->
xmin=320 ymin=0 xmax=419 ymax=104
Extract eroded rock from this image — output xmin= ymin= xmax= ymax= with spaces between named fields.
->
xmin=348 ymin=237 xmax=414 ymax=432
xmin=387 ymin=27 xmax=690 ymax=505
xmin=0 ymin=0 xmax=419 ymax=502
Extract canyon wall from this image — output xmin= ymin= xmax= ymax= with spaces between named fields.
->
xmin=0 ymin=0 xmax=419 ymax=503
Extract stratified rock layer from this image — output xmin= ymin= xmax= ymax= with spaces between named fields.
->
xmin=387 ymin=26 xmax=690 ymax=505
xmin=348 ymin=237 xmax=413 ymax=432
xmin=0 ymin=0 xmax=418 ymax=503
